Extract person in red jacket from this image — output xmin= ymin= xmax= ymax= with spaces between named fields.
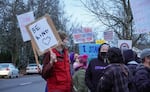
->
xmin=42 ymin=31 xmax=72 ymax=92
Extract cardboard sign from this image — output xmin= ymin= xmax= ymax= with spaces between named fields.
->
xmin=130 ymin=0 xmax=150 ymax=34
xmin=118 ymin=40 xmax=132 ymax=50
xmin=79 ymin=43 xmax=100 ymax=59
xmin=26 ymin=14 xmax=62 ymax=56
xmin=17 ymin=11 xmax=35 ymax=42
xmin=96 ymin=40 xmax=106 ymax=44
xmin=72 ymin=27 xmax=94 ymax=44
xmin=104 ymin=31 xmax=113 ymax=41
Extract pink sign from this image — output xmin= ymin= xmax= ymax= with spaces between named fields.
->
xmin=104 ymin=31 xmax=113 ymax=41
xmin=72 ymin=27 xmax=93 ymax=44
xmin=17 ymin=11 xmax=35 ymax=42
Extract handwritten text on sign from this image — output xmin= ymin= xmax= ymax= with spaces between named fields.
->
xmin=79 ymin=44 xmax=100 ymax=59
xmin=29 ymin=18 xmax=58 ymax=52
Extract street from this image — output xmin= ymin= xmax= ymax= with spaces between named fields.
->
xmin=0 ymin=74 xmax=46 ymax=92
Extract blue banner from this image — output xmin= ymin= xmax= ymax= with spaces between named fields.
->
xmin=79 ymin=43 xmax=100 ymax=59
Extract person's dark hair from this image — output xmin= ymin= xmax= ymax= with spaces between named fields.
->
xmin=98 ymin=43 xmax=110 ymax=60
xmin=122 ymin=49 xmax=136 ymax=64
xmin=107 ymin=47 xmax=124 ymax=63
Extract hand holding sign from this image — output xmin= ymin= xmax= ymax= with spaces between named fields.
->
xmin=49 ymin=48 xmax=57 ymax=64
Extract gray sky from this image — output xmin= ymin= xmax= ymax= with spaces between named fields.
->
xmin=63 ymin=0 xmax=104 ymax=39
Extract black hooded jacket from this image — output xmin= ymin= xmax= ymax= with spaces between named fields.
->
xmin=85 ymin=44 xmax=109 ymax=92
xmin=134 ymin=64 xmax=150 ymax=92
xmin=122 ymin=49 xmax=139 ymax=76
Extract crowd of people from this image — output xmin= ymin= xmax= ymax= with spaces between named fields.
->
xmin=41 ymin=31 xmax=150 ymax=92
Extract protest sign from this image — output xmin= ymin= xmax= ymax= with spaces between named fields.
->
xmin=17 ymin=11 xmax=35 ymax=42
xmin=72 ymin=27 xmax=93 ymax=44
xmin=104 ymin=31 xmax=113 ymax=41
xmin=79 ymin=43 xmax=100 ymax=59
xmin=130 ymin=0 xmax=150 ymax=34
xmin=96 ymin=40 xmax=106 ymax=44
xmin=26 ymin=14 xmax=62 ymax=56
xmin=118 ymin=40 xmax=132 ymax=50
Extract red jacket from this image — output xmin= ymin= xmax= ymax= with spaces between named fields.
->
xmin=42 ymin=48 xmax=72 ymax=91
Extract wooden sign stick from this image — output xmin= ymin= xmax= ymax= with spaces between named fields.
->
xmin=31 ymin=40 xmax=41 ymax=72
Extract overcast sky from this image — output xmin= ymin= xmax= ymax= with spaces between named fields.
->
xmin=63 ymin=0 xmax=91 ymax=26
xmin=22 ymin=0 xmax=104 ymax=39
xmin=63 ymin=0 xmax=104 ymax=39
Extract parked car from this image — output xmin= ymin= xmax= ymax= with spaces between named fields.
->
xmin=26 ymin=63 xmax=42 ymax=74
xmin=0 ymin=63 xmax=19 ymax=78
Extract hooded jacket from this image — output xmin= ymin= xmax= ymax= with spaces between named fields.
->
xmin=134 ymin=64 xmax=150 ymax=92
xmin=122 ymin=49 xmax=139 ymax=76
xmin=85 ymin=44 xmax=109 ymax=92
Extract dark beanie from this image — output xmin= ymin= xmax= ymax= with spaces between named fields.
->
xmin=58 ymin=31 xmax=67 ymax=41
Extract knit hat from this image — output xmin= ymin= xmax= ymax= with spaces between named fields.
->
xmin=73 ymin=54 xmax=88 ymax=71
xmin=140 ymin=48 xmax=150 ymax=59
xmin=78 ymin=54 xmax=88 ymax=63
